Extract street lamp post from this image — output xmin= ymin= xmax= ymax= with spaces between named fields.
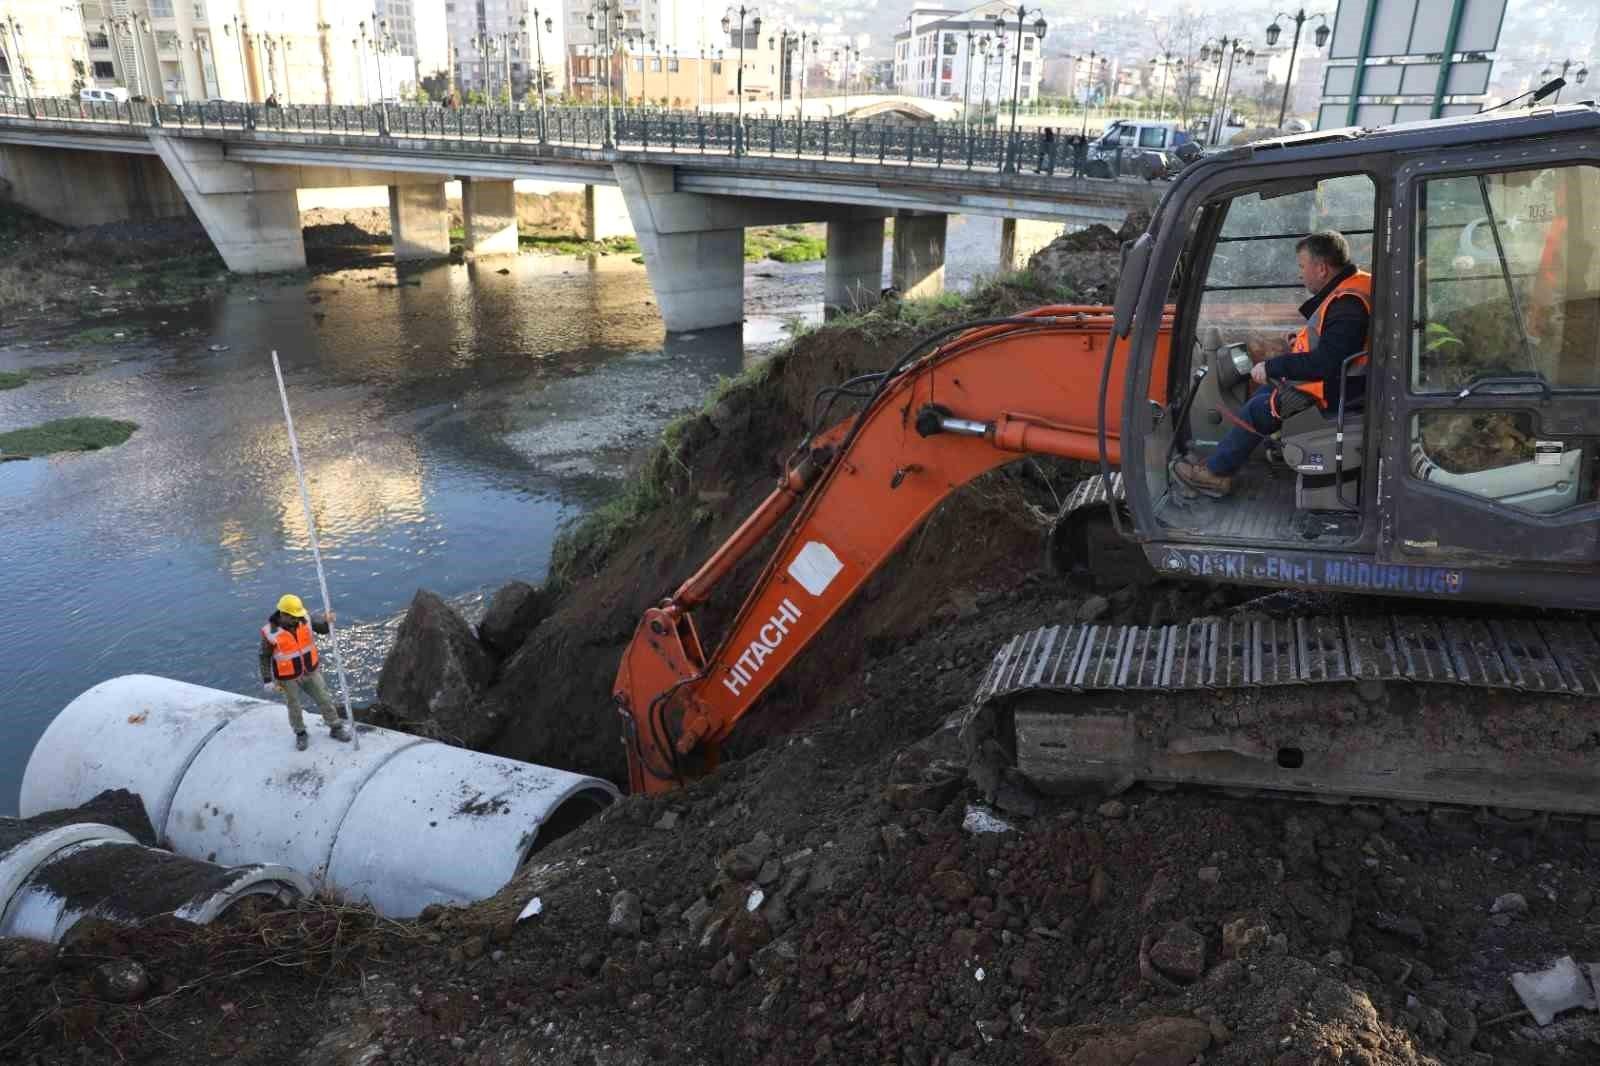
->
xmin=530 ymin=10 xmax=552 ymax=139
xmin=1220 ymin=46 xmax=1256 ymax=136
xmin=991 ymin=35 xmax=1006 ymax=129
xmin=1265 ymin=10 xmax=1328 ymax=127
xmin=976 ymin=35 xmax=992 ymax=134
xmin=225 ymin=16 xmax=248 ymax=101
xmin=585 ymin=1 xmax=625 ymax=147
xmin=992 ymin=8 xmax=1046 ymax=172
xmin=961 ymin=28 xmax=979 ymax=138
xmin=1540 ymin=59 xmax=1590 ymax=103
xmin=721 ymin=6 xmax=763 ymax=155
xmin=799 ymin=35 xmax=815 ymax=119
xmin=1199 ymin=38 xmax=1248 ymax=143
xmin=1075 ymin=50 xmax=1101 ymax=142
xmin=1151 ymin=52 xmax=1175 ymax=120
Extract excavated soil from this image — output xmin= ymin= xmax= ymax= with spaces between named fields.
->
xmin=5 ymin=270 xmax=1600 ymax=1065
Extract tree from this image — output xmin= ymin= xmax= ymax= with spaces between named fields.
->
xmin=1253 ymin=75 xmax=1283 ymax=127
xmin=466 ymin=89 xmax=487 ymax=106
xmin=419 ymin=69 xmax=451 ymax=101
xmin=1153 ymin=10 xmax=1213 ymax=128
xmin=412 ymin=85 xmax=431 ymax=106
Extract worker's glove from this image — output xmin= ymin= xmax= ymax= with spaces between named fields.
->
xmin=262 ymin=682 xmax=278 ymax=695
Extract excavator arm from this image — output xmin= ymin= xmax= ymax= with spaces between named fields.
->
xmin=612 ymin=306 xmax=1173 ymax=794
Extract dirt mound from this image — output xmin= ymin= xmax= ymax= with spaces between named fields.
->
xmin=1025 ymin=212 xmax=1149 ymax=304
xmin=477 ymin=275 xmax=1091 ymax=783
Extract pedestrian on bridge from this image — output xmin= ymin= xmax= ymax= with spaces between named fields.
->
xmin=258 ymin=594 xmax=351 ymax=750
xmin=1036 ymin=127 xmax=1057 ymax=174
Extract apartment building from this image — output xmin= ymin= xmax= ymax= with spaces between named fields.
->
xmin=892 ymin=1 xmax=1043 ymax=106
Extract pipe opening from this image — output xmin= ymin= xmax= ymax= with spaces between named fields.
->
xmin=1276 ymin=747 xmax=1305 ymax=769
xmin=518 ymin=787 xmax=614 ymax=866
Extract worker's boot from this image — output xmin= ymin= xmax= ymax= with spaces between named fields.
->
xmin=1173 ymin=459 xmax=1234 ymax=499
xmin=330 ymin=724 xmax=352 ymax=743
xmin=295 ymin=731 xmax=309 ymax=752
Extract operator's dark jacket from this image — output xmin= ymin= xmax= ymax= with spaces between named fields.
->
xmin=1262 ymin=262 xmax=1370 ymax=409
xmin=258 ymin=611 xmax=331 ymax=685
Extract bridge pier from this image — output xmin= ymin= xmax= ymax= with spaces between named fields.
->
xmin=1000 ymin=218 xmax=1064 ymax=273
xmin=461 ymin=178 xmax=519 ymax=257
xmin=824 ymin=218 xmax=885 ymax=318
xmin=583 ymin=184 xmax=632 ymax=241
xmin=149 ymin=135 xmax=306 ymax=273
xmin=613 ymin=163 xmax=745 ymax=332
xmin=0 ymin=144 xmax=188 ymax=226
xmin=891 ymin=212 xmax=948 ymax=299
xmin=387 ymin=183 xmax=452 ymax=260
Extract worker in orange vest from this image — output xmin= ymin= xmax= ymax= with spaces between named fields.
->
xmin=259 ymin=594 xmax=351 ymax=751
xmin=1175 ymin=230 xmax=1372 ymax=498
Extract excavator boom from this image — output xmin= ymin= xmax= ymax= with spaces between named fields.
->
xmin=613 ymin=307 xmax=1173 ymax=793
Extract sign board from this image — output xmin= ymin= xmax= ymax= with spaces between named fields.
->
xmin=1328 ymin=0 xmax=1506 ymax=59
xmin=1316 ymin=0 xmax=1504 ymax=129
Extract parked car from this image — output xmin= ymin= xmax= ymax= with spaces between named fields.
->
xmin=79 ymin=87 xmax=129 ymax=105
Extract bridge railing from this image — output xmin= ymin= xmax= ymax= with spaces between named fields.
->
xmin=2 ymin=97 xmax=1162 ymax=182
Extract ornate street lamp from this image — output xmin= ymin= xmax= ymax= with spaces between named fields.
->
xmin=1265 ymin=10 xmax=1328 ymax=126
xmin=585 ymin=1 xmax=625 ymax=147
xmin=1200 ymin=37 xmax=1250 ymax=143
xmin=721 ymin=5 xmax=762 ymax=153
xmin=1074 ymin=50 xmax=1103 ymax=141
xmin=1540 ymin=59 xmax=1590 ymax=103
xmin=992 ymin=7 xmax=1046 ymax=172
xmin=530 ymin=10 xmax=553 ymax=139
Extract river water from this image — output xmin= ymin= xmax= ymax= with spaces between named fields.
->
xmin=0 ymin=213 xmax=1020 ymax=812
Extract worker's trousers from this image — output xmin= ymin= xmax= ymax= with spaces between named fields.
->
xmin=278 ymin=670 xmax=341 ymax=735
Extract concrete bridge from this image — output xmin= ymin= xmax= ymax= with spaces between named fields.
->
xmin=0 ymin=103 xmax=1157 ymax=331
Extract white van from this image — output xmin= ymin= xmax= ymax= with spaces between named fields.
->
xmin=79 ymin=87 xmax=130 ymax=105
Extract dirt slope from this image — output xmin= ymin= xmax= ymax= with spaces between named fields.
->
xmin=5 ymin=268 xmax=1600 ymax=1066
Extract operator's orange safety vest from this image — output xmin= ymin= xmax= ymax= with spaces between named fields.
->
xmin=263 ymin=621 xmax=320 ymax=680
xmin=1278 ymin=269 xmax=1373 ymax=412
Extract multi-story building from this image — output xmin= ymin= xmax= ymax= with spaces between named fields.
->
xmin=446 ymin=0 xmax=565 ymax=101
xmin=893 ymin=2 xmax=1044 ymax=108
xmin=64 ymin=2 xmax=407 ymax=105
xmin=0 ymin=1 xmax=97 ymax=98
xmin=562 ymin=0 xmax=783 ymax=108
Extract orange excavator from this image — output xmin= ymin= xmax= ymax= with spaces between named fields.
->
xmin=615 ymin=103 xmax=1600 ymax=814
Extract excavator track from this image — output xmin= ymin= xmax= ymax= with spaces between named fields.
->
xmin=966 ymin=613 xmax=1600 ymax=816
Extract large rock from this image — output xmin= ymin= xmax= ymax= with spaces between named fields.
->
xmin=477 ymin=580 xmax=550 ymax=658
xmin=376 ymin=590 xmax=497 ymax=747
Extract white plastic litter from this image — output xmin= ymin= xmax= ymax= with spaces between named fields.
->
xmin=517 ymin=897 xmax=544 ymax=921
xmin=962 ymin=805 xmax=1014 ymax=834
xmin=1510 ymin=956 xmax=1597 ymax=1026
xmin=746 ymin=888 xmax=765 ymax=912
xmin=975 ymin=967 xmax=985 ymax=982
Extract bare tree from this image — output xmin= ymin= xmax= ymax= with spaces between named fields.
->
xmin=1153 ymin=10 xmax=1214 ymax=129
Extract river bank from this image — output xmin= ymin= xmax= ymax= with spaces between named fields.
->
xmin=6 ymin=234 xmax=1595 ymax=1064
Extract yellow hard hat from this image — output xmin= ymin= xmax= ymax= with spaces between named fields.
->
xmin=276 ymin=594 xmax=309 ymax=619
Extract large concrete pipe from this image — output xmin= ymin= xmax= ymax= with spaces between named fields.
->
xmin=0 ymin=819 xmax=311 ymax=943
xmin=21 ymin=676 xmax=618 ymax=917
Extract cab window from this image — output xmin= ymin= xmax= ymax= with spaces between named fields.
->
xmin=1413 ymin=164 xmax=1600 ymax=393
xmin=1196 ymin=174 xmax=1376 ymax=360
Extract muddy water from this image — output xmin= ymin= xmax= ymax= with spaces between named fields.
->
xmin=0 ymin=214 xmax=1026 ymax=813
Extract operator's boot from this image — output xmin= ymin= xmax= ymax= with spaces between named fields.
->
xmin=295 ymin=731 xmax=309 ymax=752
xmin=1173 ymin=459 xmax=1234 ymax=499
xmin=329 ymin=724 xmax=352 ymax=743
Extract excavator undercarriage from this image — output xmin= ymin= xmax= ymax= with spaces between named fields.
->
xmin=965 ymin=602 xmax=1600 ymax=816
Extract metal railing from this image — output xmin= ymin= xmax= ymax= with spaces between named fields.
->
xmin=0 ymin=96 xmax=1156 ymax=182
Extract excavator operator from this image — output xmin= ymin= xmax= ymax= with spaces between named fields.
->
xmin=1174 ymin=230 xmax=1372 ymax=498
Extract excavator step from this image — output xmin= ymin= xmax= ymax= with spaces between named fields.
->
xmin=969 ymin=614 xmax=1600 ymax=815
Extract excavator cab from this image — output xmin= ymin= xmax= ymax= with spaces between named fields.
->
xmin=1112 ymin=106 xmax=1600 ymax=608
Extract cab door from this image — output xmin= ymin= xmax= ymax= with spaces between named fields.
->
xmin=1380 ymin=148 xmax=1600 ymax=571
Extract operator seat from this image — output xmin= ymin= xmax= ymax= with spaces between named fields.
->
xmin=1277 ymin=403 xmax=1363 ymax=512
